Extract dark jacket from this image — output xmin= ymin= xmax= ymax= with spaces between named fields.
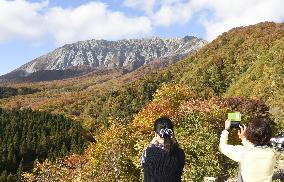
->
xmin=142 ymin=146 xmax=185 ymax=182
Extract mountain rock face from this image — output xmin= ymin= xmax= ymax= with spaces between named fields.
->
xmin=1 ymin=36 xmax=206 ymax=82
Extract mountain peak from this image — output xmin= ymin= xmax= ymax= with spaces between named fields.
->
xmin=1 ymin=36 xmax=207 ymax=83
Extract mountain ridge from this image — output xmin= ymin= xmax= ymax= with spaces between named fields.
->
xmin=1 ymin=36 xmax=206 ymax=83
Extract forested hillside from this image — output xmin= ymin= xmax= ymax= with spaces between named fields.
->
xmin=0 ymin=22 xmax=283 ymax=181
xmin=0 ymin=87 xmax=39 ymax=99
xmin=86 ymin=21 xmax=284 ymax=132
xmin=0 ymin=62 xmax=172 ymax=123
xmin=0 ymin=109 xmax=88 ymax=182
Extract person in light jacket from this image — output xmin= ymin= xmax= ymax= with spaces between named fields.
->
xmin=219 ymin=118 xmax=276 ymax=182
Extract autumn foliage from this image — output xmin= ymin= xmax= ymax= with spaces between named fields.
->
xmin=1 ymin=22 xmax=283 ymax=181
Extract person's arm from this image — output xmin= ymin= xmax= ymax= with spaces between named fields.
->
xmin=219 ymin=119 xmax=247 ymax=162
xmin=219 ymin=130 xmax=245 ymax=162
xmin=141 ymin=136 xmax=159 ymax=166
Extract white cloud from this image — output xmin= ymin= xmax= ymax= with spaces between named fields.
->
xmin=123 ymin=0 xmax=156 ymax=14
xmin=0 ymin=0 xmax=152 ymax=45
xmin=124 ymin=0 xmax=284 ymax=40
xmin=0 ymin=0 xmax=48 ymax=42
xmin=196 ymin=0 xmax=284 ymax=40
xmin=123 ymin=0 xmax=193 ymax=26
xmin=152 ymin=1 xmax=192 ymax=26
xmin=46 ymin=2 xmax=152 ymax=45
xmin=1 ymin=0 xmax=284 ymax=45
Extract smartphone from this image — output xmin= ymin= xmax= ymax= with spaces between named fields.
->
xmin=228 ymin=112 xmax=241 ymax=129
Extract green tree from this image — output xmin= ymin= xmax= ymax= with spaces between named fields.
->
xmin=17 ymin=159 xmax=24 ymax=176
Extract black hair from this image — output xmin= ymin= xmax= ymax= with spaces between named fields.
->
xmin=154 ymin=117 xmax=178 ymax=154
xmin=245 ymin=118 xmax=272 ymax=146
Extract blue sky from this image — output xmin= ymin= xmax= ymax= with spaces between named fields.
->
xmin=0 ymin=0 xmax=283 ymax=76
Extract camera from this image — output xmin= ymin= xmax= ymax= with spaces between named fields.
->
xmin=228 ymin=112 xmax=241 ymax=128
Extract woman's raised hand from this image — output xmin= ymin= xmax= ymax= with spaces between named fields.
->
xmin=225 ymin=119 xmax=231 ymax=130
xmin=151 ymin=136 xmax=159 ymax=144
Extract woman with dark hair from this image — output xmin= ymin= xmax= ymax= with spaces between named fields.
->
xmin=141 ymin=117 xmax=185 ymax=182
xmin=219 ymin=118 xmax=276 ymax=182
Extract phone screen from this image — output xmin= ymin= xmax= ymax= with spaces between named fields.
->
xmin=228 ymin=112 xmax=241 ymax=121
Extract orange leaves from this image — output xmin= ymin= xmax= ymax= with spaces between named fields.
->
xmin=154 ymin=84 xmax=198 ymax=104
xmin=132 ymin=98 xmax=176 ymax=132
xmin=21 ymin=86 xmax=275 ymax=181
xmin=132 ymin=84 xmax=197 ymax=132
xmin=22 ymin=155 xmax=88 ymax=182
xmin=16 ymin=22 xmax=284 ymax=181
xmin=178 ymin=97 xmax=226 ymax=115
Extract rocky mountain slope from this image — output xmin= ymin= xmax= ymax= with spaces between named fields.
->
xmin=0 ymin=36 xmax=206 ymax=83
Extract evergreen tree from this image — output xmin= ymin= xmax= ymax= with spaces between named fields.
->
xmin=17 ymin=159 xmax=24 ymax=176
xmin=0 ymin=108 xmax=88 ymax=176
